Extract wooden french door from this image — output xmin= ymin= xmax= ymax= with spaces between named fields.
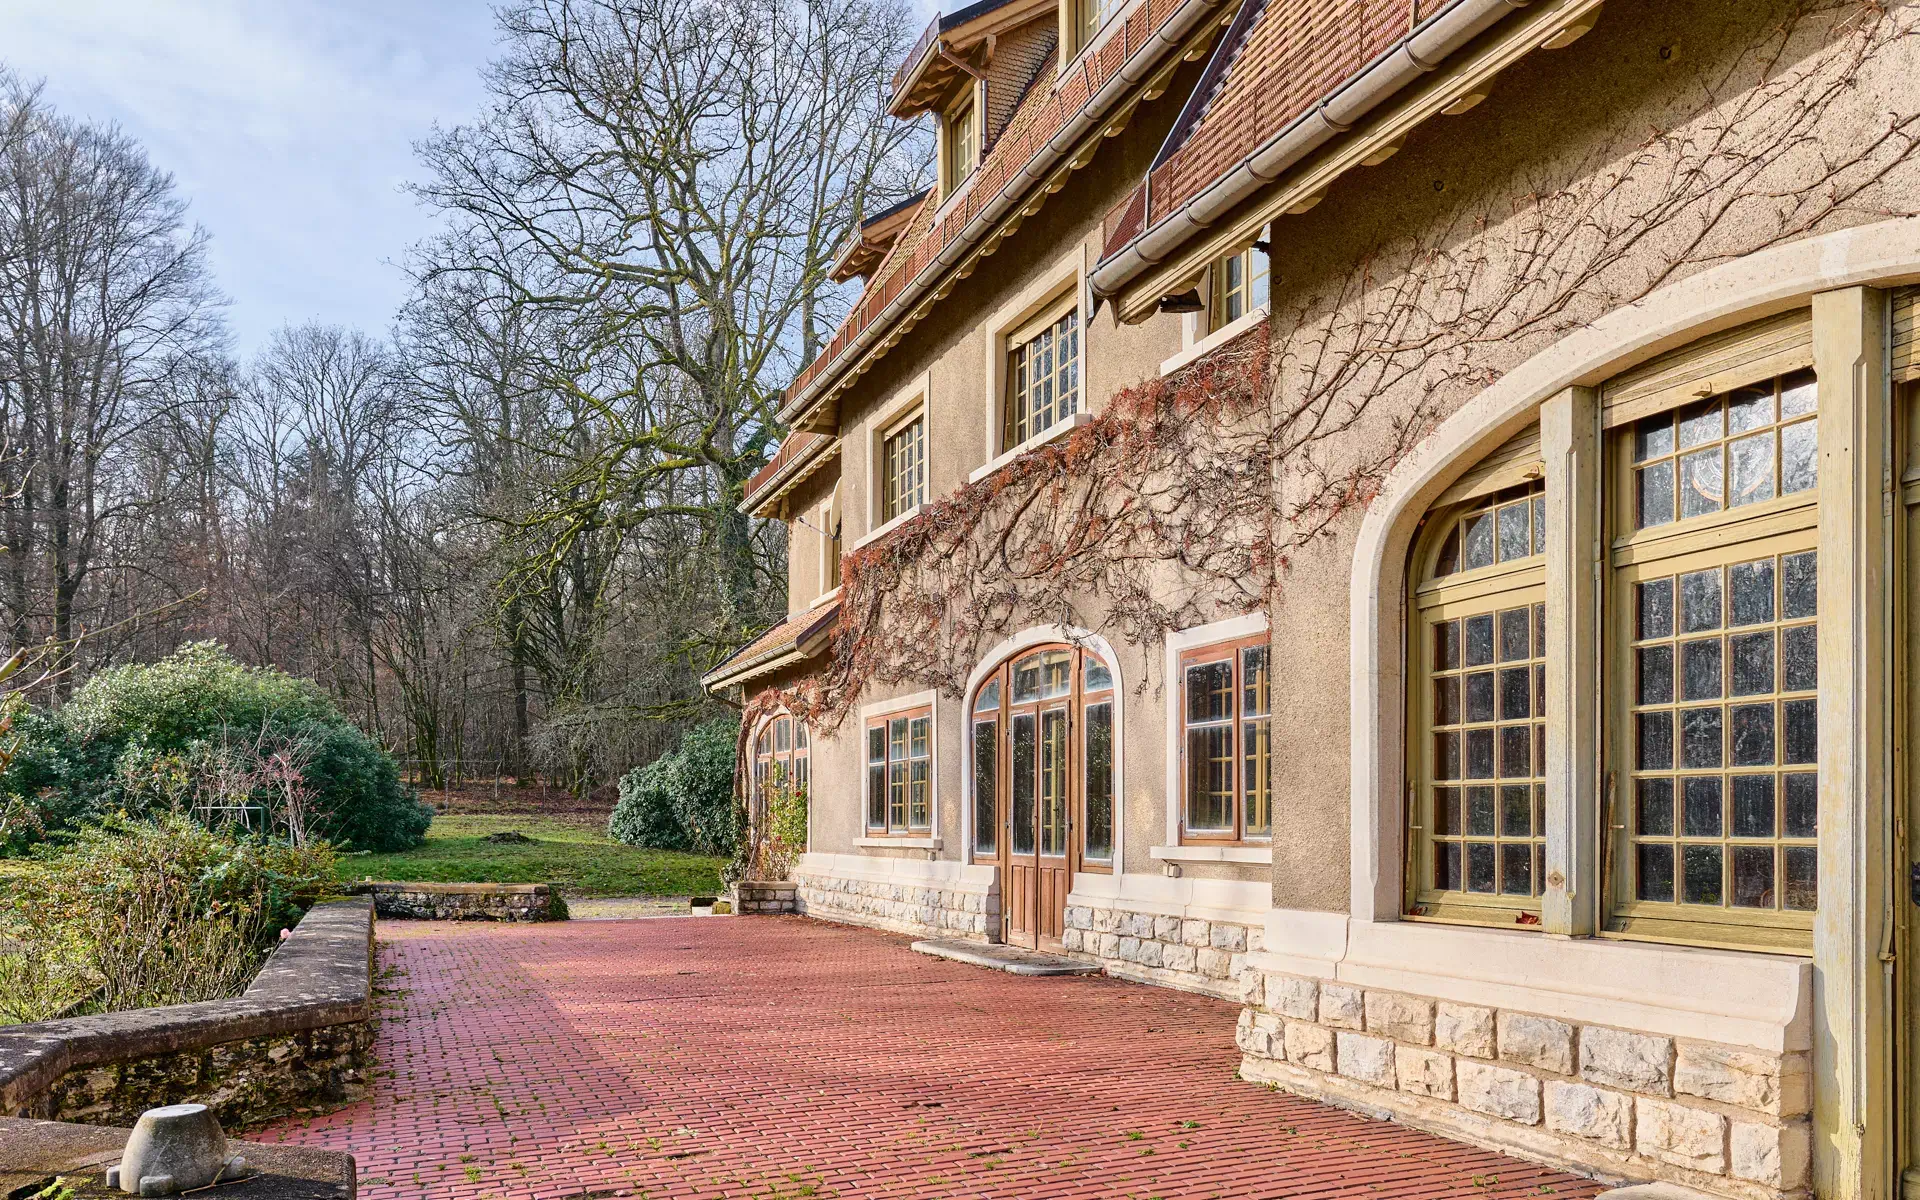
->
xmin=974 ymin=646 xmax=1115 ymax=951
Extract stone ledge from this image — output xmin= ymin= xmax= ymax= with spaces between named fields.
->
xmin=0 ymin=897 xmax=374 ymax=1123
xmin=350 ymin=881 xmax=559 ymax=922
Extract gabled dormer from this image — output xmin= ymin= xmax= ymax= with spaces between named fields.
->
xmin=829 ymin=190 xmax=931 ymax=284
xmin=891 ymin=0 xmax=1063 ymax=201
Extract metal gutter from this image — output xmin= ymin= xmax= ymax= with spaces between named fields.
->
xmin=1090 ymin=0 xmax=1534 ymax=297
xmin=779 ymin=0 xmax=1235 ymax=428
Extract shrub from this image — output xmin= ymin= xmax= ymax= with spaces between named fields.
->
xmin=1 ymin=642 xmax=431 ymax=854
xmin=0 ymin=815 xmax=336 ymax=1023
xmin=607 ymin=717 xmax=739 ymax=856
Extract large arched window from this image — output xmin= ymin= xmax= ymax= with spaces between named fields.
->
xmin=753 ymin=714 xmax=809 ymax=796
xmin=1408 ymin=454 xmax=1548 ymax=927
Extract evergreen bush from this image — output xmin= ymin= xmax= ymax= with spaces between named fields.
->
xmin=607 ymin=717 xmax=740 ymax=856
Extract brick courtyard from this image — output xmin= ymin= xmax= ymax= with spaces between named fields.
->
xmin=262 ymin=916 xmax=1603 ymax=1200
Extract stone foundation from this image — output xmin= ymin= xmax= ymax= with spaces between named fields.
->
xmin=358 ymin=881 xmax=560 ymax=921
xmin=1237 ymin=970 xmax=1811 ymax=1200
xmin=792 ymin=853 xmax=996 ymax=939
xmin=1062 ymin=905 xmax=1261 ymax=1000
xmin=0 ymin=898 xmax=376 ymax=1131
xmin=734 ymin=881 xmax=797 ymax=914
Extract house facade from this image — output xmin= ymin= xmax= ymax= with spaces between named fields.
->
xmin=703 ymin=1 xmax=1920 ymax=1198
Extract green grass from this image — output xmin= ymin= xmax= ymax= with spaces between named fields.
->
xmin=335 ymin=814 xmax=725 ymax=898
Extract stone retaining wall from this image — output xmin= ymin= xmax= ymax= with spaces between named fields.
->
xmin=0 ymin=898 xmax=376 ymax=1130
xmin=1236 ymin=970 xmax=1810 ymax=1200
xmin=357 ymin=881 xmax=560 ymax=921
xmin=1062 ymin=905 xmax=1260 ymax=1000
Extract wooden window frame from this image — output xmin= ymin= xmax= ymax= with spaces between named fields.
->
xmin=1071 ymin=0 xmax=1117 ymax=55
xmin=1177 ymin=634 xmax=1270 ymax=846
xmin=753 ymin=714 xmax=809 ymax=797
xmin=1603 ymin=367 xmax=1821 ymax=953
xmin=1003 ymin=299 xmax=1081 ymax=452
xmin=1406 ymin=481 xmax=1549 ymax=928
xmin=942 ymin=92 xmax=977 ymax=198
xmin=865 ymin=705 xmax=933 ymax=836
xmin=879 ymin=409 xmax=926 ymax=523
xmin=1210 ymin=237 xmax=1270 ymax=333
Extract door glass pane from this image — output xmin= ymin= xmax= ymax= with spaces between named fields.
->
xmin=973 ymin=721 xmax=998 ymax=857
xmin=1083 ymin=703 xmax=1112 ymax=862
xmin=1010 ymin=713 xmax=1036 ymax=855
xmin=1040 ymin=708 xmax=1067 ymax=856
xmin=1014 ymin=649 xmax=1073 ymax=703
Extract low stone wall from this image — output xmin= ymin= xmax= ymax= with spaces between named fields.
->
xmin=793 ymin=854 xmax=995 ymax=939
xmin=734 ymin=881 xmax=797 ymax=914
xmin=357 ymin=881 xmax=560 ymax=921
xmin=0 ymin=898 xmax=376 ymax=1130
xmin=1062 ymin=906 xmax=1260 ymax=1000
xmin=1236 ymin=970 xmax=1810 ymax=1200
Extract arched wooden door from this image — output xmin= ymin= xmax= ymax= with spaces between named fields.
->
xmin=972 ymin=645 xmax=1115 ymax=950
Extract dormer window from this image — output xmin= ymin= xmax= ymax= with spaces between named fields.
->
xmin=1212 ymin=236 xmax=1270 ymax=331
xmin=1072 ymin=0 xmax=1116 ymax=54
xmin=943 ymin=94 xmax=977 ymax=197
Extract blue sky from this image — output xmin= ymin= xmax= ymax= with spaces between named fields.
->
xmin=2 ymin=0 xmax=945 ymax=356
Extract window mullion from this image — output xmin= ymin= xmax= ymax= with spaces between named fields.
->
xmin=1543 ymin=385 xmax=1602 ymax=936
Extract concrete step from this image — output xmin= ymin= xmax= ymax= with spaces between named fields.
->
xmin=909 ymin=939 xmax=1104 ymax=976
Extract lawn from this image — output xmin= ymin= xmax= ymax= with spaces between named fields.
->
xmin=336 ymin=814 xmax=726 ymax=898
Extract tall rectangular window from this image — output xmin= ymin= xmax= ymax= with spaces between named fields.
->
xmin=1611 ymin=367 xmax=1819 ymax=948
xmin=1075 ymin=0 xmax=1115 ymax=51
xmin=1180 ymin=636 xmax=1271 ymax=842
xmin=944 ymin=96 xmax=976 ymax=196
xmin=1084 ymin=700 xmax=1114 ymax=861
xmin=880 ymin=413 xmax=925 ymax=522
xmin=1004 ymin=307 xmax=1080 ymax=449
xmin=867 ymin=708 xmax=933 ymax=834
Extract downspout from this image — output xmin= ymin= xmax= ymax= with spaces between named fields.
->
xmin=1091 ymin=0 xmax=1534 ymax=297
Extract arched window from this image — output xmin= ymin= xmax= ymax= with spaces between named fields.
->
xmin=754 ymin=714 xmax=808 ymax=796
xmin=1408 ymin=453 xmax=1548 ymax=927
xmin=970 ymin=644 xmax=1114 ymax=948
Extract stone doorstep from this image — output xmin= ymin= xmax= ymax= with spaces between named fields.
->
xmin=910 ymin=939 xmax=1104 ymax=977
xmin=1594 ymin=1183 xmax=1727 ymax=1200
xmin=0 ymin=1116 xmax=355 ymax=1200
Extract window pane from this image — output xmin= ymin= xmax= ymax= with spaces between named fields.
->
xmin=1241 ymin=645 xmax=1269 ymax=716
xmin=1496 ymin=502 xmax=1530 ymax=562
xmin=1682 ymin=776 xmax=1723 ymax=837
xmin=1463 ymin=511 xmax=1495 ymax=571
xmin=1464 ymin=614 xmax=1495 ymax=666
xmin=1681 ymin=569 xmax=1723 ymax=632
xmin=1783 ymin=773 xmax=1817 ymax=838
xmin=1039 ymin=709 xmax=1067 ymax=855
xmin=889 ymin=760 xmax=907 ymax=829
xmin=1467 ymin=842 xmax=1497 ymax=893
xmin=1084 ymin=703 xmax=1113 ymax=860
xmin=1638 ymin=579 xmax=1674 ymax=639
xmin=1729 ymin=631 xmax=1774 ymax=696
xmin=973 ymin=721 xmax=997 ymax=857
xmin=1010 ymin=713 xmax=1036 ymax=854
xmin=1783 ymin=846 xmax=1818 ymax=910
xmin=909 ymin=758 xmax=931 ymax=830
xmin=1782 ymin=421 xmax=1817 ymax=494
xmin=1465 ymin=671 xmax=1494 ymax=723
xmin=1732 ymin=775 xmax=1776 ymax=838
xmin=1727 ymin=384 xmax=1773 ymax=434
xmin=1681 ymin=638 xmax=1722 ymax=701
xmin=1638 ymin=645 xmax=1674 ymax=705
xmin=1084 ymin=657 xmax=1113 ymax=692
xmin=1500 ymin=843 xmax=1533 ymax=896
xmin=1185 ymin=660 xmax=1233 ymax=723
xmin=1782 ymin=551 xmax=1818 ymax=619
xmin=1186 ymin=724 xmax=1234 ymax=832
xmin=1638 ymin=461 xmax=1675 ymax=528
xmin=1729 ymin=559 xmax=1775 ymax=626
xmin=1466 ymin=786 xmax=1495 ymax=836
xmin=1731 ymin=846 xmax=1775 ymax=908
xmin=1243 ymin=718 xmax=1271 ymax=838
xmin=1682 ymin=845 xmax=1724 ymax=905
xmin=975 ymin=678 xmax=1001 ymax=713
xmin=1638 ymin=843 xmax=1675 ymax=902
xmin=1728 ymin=433 xmax=1775 ymax=507
xmin=1637 ymin=778 xmax=1674 ymax=836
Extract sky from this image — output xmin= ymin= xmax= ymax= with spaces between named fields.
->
xmin=0 ymin=0 xmax=948 ymax=358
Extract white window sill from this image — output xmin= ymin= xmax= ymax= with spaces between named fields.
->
xmin=967 ymin=411 xmax=1094 ymax=485
xmin=856 ymin=836 xmax=942 ymax=850
xmin=851 ymin=507 xmax=920 ymax=552
xmin=1160 ymin=306 xmax=1269 ymax=378
xmin=1150 ymin=844 xmax=1273 ymax=865
xmin=808 ymin=586 xmax=841 ymax=608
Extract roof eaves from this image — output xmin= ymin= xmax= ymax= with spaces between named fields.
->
xmin=778 ymin=0 xmax=1239 ymax=430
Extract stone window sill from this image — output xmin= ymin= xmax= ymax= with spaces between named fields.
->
xmin=1150 ymin=844 xmax=1273 ymax=865
xmin=851 ymin=508 xmax=919 ymax=553
xmin=1160 ymin=306 xmax=1269 ymax=378
xmin=967 ymin=411 xmax=1094 ymax=485
xmin=856 ymin=836 xmax=943 ymax=850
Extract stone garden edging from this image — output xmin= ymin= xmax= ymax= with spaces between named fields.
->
xmin=351 ymin=880 xmax=561 ymax=921
xmin=0 ymin=896 xmax=375 ymax=1129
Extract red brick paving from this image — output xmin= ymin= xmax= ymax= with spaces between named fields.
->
xmin=261 ymin=916 xmax=1603 ymax=1200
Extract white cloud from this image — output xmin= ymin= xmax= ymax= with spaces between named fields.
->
xmin=1 ymin=0 xmax=497 ymax=353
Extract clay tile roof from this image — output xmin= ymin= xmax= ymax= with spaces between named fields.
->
xmin=1103 ymin=0 xmax=1445 ymax=257
xmin=701 ymin=600 xmax=840 ymax=692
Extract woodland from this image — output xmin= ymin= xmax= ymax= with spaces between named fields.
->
xmin=0 ymin=0 xmax=930 ymax=799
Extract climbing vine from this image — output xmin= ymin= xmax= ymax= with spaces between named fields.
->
xmin=742 ymin=0 xmax=1920 ymax=743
